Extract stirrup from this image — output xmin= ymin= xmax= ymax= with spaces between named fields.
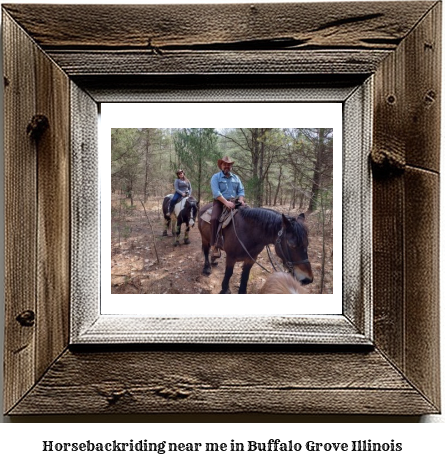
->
xmin=210 ymin=246 xmax=221 ymax=258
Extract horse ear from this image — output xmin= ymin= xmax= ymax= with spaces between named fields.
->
xmin=298 ymin=213 xmax=305 ymax=221
xmin=282 ymin=214 xmax=292 ymax=228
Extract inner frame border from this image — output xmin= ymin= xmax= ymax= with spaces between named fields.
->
xmin=70 ymin=81 xmax=373 ymax=345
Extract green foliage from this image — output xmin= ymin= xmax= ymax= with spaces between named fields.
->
xmin=110 ymin=126 xmax=333 ymax=211
xmin=173 ymin=128 xmax=221 ymax=202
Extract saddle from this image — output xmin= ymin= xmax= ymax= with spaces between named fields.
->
xmin=200 ymin=205 xmax=238 ymax=228
xmin=201 ymin=205 xmax=240 ymax=250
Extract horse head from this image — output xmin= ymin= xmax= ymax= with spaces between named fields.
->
xmin=277 ymin=213 xmax=313 ymax=285
xmin=186 ymin=196 xmax=199 ymax=227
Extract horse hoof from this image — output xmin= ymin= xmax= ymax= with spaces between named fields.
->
xmin=184 ymin=239 xmax=190 ymax=245
xmin=202 ymin=267 xmax=211 ymax=276
xmin=219 ymin=289 xmax=231 ymax=294
xmin=173 ymin=242 xmax=179 ymax=247
xmin=162 ymin=231 xmax=168 ymax=236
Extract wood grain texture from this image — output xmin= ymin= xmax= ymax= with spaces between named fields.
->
xmin=404 ymin=2 xmax=441 ymax=172
xmin=2 ymin=2 xmax=435 ymax=50
xmin=372 ymin=36 xmax=406 ymax=368
xmin=35 ymin=38 xmax=71 ymax=382
xmin=372 ymin=3 xmax=441 ymax=411
xmin=3 ymin=11 xmax=71 ymax=413
xmin=47 ymin=50 xmax=390 ymax=76
xmin=3 ymin=2 xmax=441 ymax=416
xmin=3 ymin=12 xmax=38 ymax=414
xmin=404 ymin=168 xmax=440 ymax=407
xmin=8 ymin=349 xmax=437 ymax=415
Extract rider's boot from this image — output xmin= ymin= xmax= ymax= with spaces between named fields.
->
xmin=210 ymin=245 xmax=221 ymax=258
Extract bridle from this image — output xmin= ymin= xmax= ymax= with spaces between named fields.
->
xmin=275 ymin=228 xmax=310 ymax=273
xmin=186 ymin=198 xmax=198 ymax=222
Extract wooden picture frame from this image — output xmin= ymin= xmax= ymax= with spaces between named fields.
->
xmin=3 ymin=2 xmax=441 ymax=415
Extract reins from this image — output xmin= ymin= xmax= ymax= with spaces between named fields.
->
xmin=229 ymin=208 xmax=273 ymax=274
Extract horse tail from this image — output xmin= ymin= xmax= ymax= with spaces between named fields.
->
xmin=259 ymin=272 xmax=305 ymax=294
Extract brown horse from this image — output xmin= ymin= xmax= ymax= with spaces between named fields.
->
xmin=198 ymin=206 xmax=313 ymax=294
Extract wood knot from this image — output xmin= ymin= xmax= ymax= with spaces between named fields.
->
xmin=16 ymin=310 xmax=35 ymax=327
xmin=95 ymin=386 xmax=130 ymax=406
xmin=105 ymin=390 xmax=128 ymax=405
xmin=370 ymin=148 xmax=405 ymax=178
xmin=4 ymin=76 xmax=10 ymax=87
xmin=27 ymin=115 xmax=49 ymax=140
xmin=424 ymin=90 xmax=436 ymax=105
xmin=386 ymin=94 xmax=396 ymax=105
xmin=154 ymin=386 xmax=191 ymax=400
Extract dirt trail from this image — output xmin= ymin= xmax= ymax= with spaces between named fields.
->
xmin=111 ymin=196 xmax=333 ymax=295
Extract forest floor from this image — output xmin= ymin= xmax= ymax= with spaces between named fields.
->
xmin=111 ymin=195 xmax=334 ymax=295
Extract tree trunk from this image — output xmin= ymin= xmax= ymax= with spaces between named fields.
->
xmin=144 ymin=129 xmax=151 ymax=202
xmin=273 ymin=165 xmax=283 ymax=206
xmin=308 ymin=128 xmax=326 ymax=213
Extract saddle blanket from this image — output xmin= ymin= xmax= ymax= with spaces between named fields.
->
xmin=200 ymin=206 xmax=238 ymax=228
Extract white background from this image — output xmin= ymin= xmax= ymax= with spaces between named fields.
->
xmin=101 ymin=102 xmax=342 ymax=315
xmin=1 ymin=0 xmax=444 ymax=460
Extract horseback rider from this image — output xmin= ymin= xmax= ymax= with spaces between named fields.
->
xmin=210 ymin=155 xmax=245 ymax=257
xmin=166 ymin=169 xmax=192 ymax=217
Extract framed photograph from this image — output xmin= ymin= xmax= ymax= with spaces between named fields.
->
xmin=3 ymin=2 xmax=440 ymax=415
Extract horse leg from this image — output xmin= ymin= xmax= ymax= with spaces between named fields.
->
xmin=202 ymin=242 xmax=212 ymax=275
xmin=174 ymin=221 xmax=181 ymax=246
xmin=184 ymin=225 xmax=190 ymax=244
xmin=163 ymin=218 xmax=170 ymax=236
xmin=220 ymin=257 xmax=236 ymax=294
xmin=238 ymin=260 xmax=254 ymax=294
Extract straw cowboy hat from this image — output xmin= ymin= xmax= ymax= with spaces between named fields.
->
xmin=217 ymin=156 xmax=235 ymax=169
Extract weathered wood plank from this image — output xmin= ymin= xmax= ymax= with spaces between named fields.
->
xmin=404 ymin=168 xmax=440 ymax=410
xmin=371 ymin=4 xmax=441 ymax=411
xmin=47 ymin=50 xmax=390 ymax=76
xmin=9 ymin=349 xmax=438 ymax=415
xmin=3 ymin=2 xmax=435 ymax=50
xmin=404 ymin=2 xmax=441 ymax=172
xmin=35 ymin=43 xmax=71 ymax=380
xmin=3 ymin=2 xmax=441 ymax=417
xmin=372 ymin=42 xmax=406 ymax=369
xmin=3 ymin=12 xmax=37 ymax=414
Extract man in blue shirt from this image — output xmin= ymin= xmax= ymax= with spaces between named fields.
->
xmin=210 ymin=155 xmax=245 ymax=256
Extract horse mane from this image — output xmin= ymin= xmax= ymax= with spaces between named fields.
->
xmin=239 ymin=207 xmax=308 ymax=245
xmin=259 ymin=272 xmax=306 ymax=294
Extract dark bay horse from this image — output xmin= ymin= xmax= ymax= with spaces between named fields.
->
xmin=198 ymin=206 xmax=313 ymax=294
xmin=162 ymin=195 xmax=199 ymax=246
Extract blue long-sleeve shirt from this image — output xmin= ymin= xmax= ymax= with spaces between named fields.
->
xmin=174 ymin=178 xmax=191 ymax=195
xmin=210 ymin=170 xmax=245 ymax=200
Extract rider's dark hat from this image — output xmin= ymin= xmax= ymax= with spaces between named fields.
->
xmin=217 ymin=156 xmax=235 ymax=169
xmin=176 ymin=169 xmax=184 ymax=176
